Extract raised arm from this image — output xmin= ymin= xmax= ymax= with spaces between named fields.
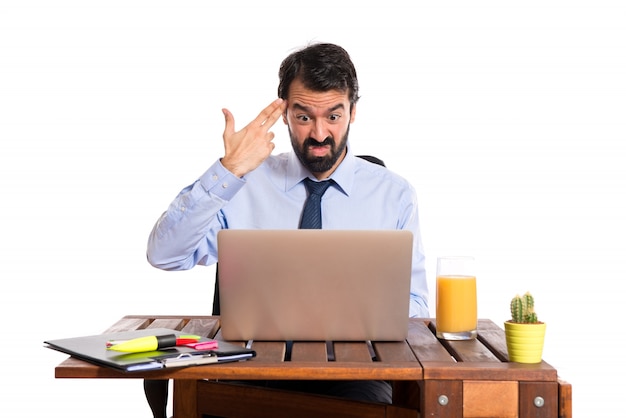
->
xmin=147 ymin=98 xmax=286 ymax=270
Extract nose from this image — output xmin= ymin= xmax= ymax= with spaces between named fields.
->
xmin=309 ymin=120 xmax=328 ymax=142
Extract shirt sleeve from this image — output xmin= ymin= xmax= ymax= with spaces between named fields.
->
xmin=401 ymin=186 xmax=430 ymax=318
xmin=146 ymin=159 xmax=245 ymax=270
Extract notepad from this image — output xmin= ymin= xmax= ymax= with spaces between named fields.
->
xmin=45 ymin=328 xmax=255 ymax=372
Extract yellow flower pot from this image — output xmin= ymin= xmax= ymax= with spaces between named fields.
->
xmin=504 ymin=321 xmax=546 ymax=364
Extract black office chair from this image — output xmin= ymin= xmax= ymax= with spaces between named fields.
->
xmin=144 ymin=155 xmax=387 ymax=418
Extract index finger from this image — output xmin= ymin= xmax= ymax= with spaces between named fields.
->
xmin=254 ymin=98 xmax=286 ymax=128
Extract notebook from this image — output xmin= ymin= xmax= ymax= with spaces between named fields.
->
xmin=45 ymin=328 xmax=256 ymax=372
xmin=217 ymin=229 xmax=413 ymax=341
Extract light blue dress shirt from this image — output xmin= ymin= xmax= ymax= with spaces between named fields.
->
xmin=147 ymin=145 xmax=429 ymax=317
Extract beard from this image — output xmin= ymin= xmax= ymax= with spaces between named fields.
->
xmin=290 ymin=125 xmax=350 ymax=173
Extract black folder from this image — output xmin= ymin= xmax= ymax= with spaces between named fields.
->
xmin=45 ymin=328 xmax=255 ymax=372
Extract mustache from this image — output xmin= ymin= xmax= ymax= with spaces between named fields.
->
xmin=303 ymin=137 xmax=334 ymax=147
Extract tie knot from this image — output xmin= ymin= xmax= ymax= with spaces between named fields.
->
xmin=304 ymin=178 xmax=333 ymax=197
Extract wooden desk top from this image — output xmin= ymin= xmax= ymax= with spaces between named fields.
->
xmin=54 ymin=315 xmax=558 ymax=383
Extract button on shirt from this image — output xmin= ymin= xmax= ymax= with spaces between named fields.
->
xmin=147 ymin=145 xmax=429 ymax=317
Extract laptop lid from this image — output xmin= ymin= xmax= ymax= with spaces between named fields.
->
xmin=217 ymin=229 xmax=413 ymax=341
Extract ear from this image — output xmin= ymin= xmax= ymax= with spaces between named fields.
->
xmin=282 ymin=110 xmax=288 ymax=125
xmin=350 ymin=104 xmax=357 ymax=123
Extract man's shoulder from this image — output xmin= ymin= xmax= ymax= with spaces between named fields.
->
xmin=265 ymin=152 xmax=291 ymax=166
xmin=354 ymin=156 xmax=412 ymax=187
xmin=248 ymin=153 xmax=290 ymax=175
xmin=243 ymin=152 xmax=292 ymax=185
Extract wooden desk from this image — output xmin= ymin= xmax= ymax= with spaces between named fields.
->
xmin=55 ymin=315 xmax=572 ymax=418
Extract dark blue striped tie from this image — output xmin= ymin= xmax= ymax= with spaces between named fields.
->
xmin=299 ymin=178 xmax=333 ymax=229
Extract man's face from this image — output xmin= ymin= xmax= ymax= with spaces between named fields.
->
xmin=283 ymin=78 xmax=356 ymax=178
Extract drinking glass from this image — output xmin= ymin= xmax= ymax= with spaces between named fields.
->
xmin=436 ymin=256 xmax=477 ymax=340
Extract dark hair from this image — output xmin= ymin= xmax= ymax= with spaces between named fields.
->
xmin=278 ymin=43 xmax=360 ymax=108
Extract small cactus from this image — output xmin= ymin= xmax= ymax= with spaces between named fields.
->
xmin=510 ymin=292 xmax=539 ymax=323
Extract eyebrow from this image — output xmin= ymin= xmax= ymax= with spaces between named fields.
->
xmin=291 ymin=103 xmax=346 ymax=113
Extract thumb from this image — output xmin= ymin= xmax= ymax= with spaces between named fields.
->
xmin=222 ymin=108 xmax=235 ymax=138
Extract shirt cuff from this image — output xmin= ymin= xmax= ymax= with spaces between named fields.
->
xmin=198 ymin=159 xmax=246 ymax=201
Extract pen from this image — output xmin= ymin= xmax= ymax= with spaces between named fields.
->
xmin=106 ymin=334 xmax=201 ymax=353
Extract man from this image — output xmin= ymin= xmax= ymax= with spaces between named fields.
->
xmin=145 ymin=42 xmax=428 ymax=416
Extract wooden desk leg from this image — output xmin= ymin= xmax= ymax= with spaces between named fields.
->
xmin=173 ymin=379 xmax=198 ymax=418
xmin=519 ymin=382 xmax=558 ymax=418
xmin=419 ymin=380 xmax=462 ymax=418
xmin=558 ymin=379 xmax=572 ymax=418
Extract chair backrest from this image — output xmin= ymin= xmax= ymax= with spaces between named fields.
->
xmin=212 ymin=154 xmax=386 ymax=315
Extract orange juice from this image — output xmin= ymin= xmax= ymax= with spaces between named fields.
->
xmin=436 ymin=275 xmax=477 ymax=335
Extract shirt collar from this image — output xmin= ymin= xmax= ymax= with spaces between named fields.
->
xmin=286 ymin=142 xmax=356 ymax=196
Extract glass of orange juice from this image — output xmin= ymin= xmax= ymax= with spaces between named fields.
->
xmin=436 ymin=256 xmax=477 ymax=340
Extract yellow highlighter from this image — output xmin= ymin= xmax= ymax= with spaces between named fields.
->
xmin=106 ymin=334 xmax=200 ymax=353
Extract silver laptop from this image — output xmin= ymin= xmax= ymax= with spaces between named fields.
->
xmin=217 ymin=229 xmax=413 ymax=341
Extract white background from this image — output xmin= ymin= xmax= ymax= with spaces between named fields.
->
xmin=1 ymin=1 xmax=624 ymax=416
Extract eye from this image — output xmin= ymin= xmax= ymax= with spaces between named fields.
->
xmin=296 ymin=114 xmax=311 ymax=122
xmin=328 ymin=114 xmax=341 ymax=122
